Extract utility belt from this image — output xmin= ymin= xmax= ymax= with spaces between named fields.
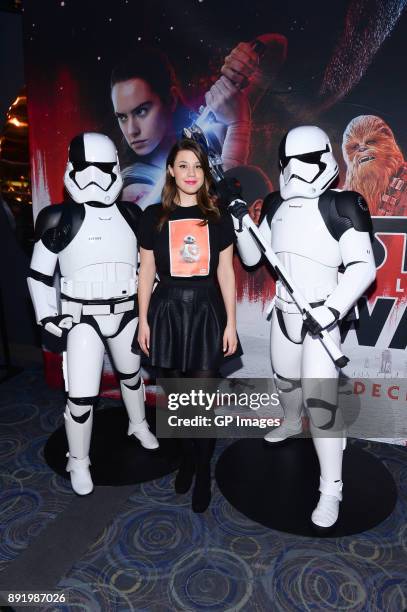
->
xmin=60 ymin=277 xmax=137 ymax=302
xmin=61 ymin=294 xmax=137 ymax=321
xmin=275 ymin=280 xmax=335 ymax=310
xmin=274 ymin=296 xmax=326 ymax=313
xmin=272 ymin=295 xmax=358 ymax=321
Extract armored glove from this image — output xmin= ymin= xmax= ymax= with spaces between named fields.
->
xmin=303 ymin=306 xmax=340 ymax=335
xmin=41 ymin=314 xmax=73 ymax=339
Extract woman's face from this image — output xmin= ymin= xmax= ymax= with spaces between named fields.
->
xmin=169 ymin=150 xmax=205 ymax=198
xmin=112 ymin=78 xmax=173 ymax=156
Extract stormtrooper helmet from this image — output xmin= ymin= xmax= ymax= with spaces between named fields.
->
xmin=279 ymin=126 xmax=338 ymax=199
xmin=64 ymin=133 xmax=123 ymax=204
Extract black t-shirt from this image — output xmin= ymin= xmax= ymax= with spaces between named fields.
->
xmin=138 ymin=203 xmax=235 ymax=280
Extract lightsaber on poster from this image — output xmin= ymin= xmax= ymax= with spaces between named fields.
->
xmin=227 ymin=200 xmax=349 ymax=368
xmin=193 ymin=37 xmax=267 ymax=130
xmin=183 ymin=35 xmax=276 ymax=182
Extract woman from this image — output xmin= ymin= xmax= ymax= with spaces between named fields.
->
xmin=111 ymin=47 xmax=251 ymax=209
xmin=136 ymin=138 xmax=241 ymax=512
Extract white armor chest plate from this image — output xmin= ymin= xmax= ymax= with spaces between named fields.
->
xmin=59 ymin=204 xmax=137 ymax=300
xmin=271 ymin=197 xmax=341 ymax=265
xmin=270 ymin=197 xmax=342 ymax=303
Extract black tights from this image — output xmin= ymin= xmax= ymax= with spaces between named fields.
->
xmin=158 ymin=368 xmax=217 ymax=509
xmin=158 ymin=367 xmax=218 ymax=465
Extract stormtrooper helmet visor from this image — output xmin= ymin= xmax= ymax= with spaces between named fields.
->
xmin=281 ymin=145 xmax=329 ymax=184
xmin=73 ymin=163 xmax=116 ymax=191
xmin=279 ymin=126 xmax=338 ymax=199
xmin=64 ymin=133 xmax=123 ymax=205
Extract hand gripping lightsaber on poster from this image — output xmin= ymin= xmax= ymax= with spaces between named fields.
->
xmin=183 ymin=38 xmax=266 ymax=182
xmin=184 ymin=34 xmax=287 ymax=182
xmin=228 ymin=198 xmax=349 ymax=369
xmin=192 ymin=37 xmax=268 ymax=131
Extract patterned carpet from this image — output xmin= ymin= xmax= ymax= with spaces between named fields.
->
xmin=0 ymin=367 xmax=406 ymax=611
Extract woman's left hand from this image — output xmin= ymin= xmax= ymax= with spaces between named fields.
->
xmin=223 ymin=324 xmax=238 ymax=357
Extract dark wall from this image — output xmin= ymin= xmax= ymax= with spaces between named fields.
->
xmin=0 ymin=10 xmax=38 ymax=348
xmin=0 ymin=11 xmax=24 ymax=131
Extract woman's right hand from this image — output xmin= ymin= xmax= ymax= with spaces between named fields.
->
xmin=137 ymin=319 xmax=150 ymax=356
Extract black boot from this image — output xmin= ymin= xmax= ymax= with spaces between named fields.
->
xmin=174 ymin=438 xmax=195 ymax=494
xmin=192 ymin=438 xmax=216 ymax=513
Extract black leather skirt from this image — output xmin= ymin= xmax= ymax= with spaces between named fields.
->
xmin=134 ymin=278 xmax=243 ymax=371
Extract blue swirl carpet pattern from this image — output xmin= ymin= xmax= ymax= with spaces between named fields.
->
xmin=0 ymin=367 xmax=406 ymax=611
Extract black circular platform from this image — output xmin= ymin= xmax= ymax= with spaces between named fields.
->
xmin=215 ymin=438 xmax=398 ymax=537
xmin=44 ymin=405 xmax=180 ymax=485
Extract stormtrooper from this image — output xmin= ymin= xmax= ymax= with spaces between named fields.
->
xmin=27 ymin=132 xmax=159 ymax=496
xmin=229 ymin=125 xmax=376 ymax=529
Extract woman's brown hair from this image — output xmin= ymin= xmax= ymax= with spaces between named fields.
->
xmin=158 ymin=139 xmax=220 ymax=230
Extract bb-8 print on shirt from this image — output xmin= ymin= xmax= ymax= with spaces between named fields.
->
xmin=169 ymin=219 xmax=210 ymax=276
xmin=180 ymin=235 xmax=200 ymax=262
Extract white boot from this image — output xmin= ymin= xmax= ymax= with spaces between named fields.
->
xmin=264 ymin=417 xmax=302 ymax=443
xmin=311 ymin=477 xmax=342 ymax=528
xmin=129 ymin=419 xmax=159 ymax=450
xmin=121 ymin=378 xmax=159 ymax=450
xmin=64 ymin=406 xmax=94 ymax=495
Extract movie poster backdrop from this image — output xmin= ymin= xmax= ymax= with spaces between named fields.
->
xmin=23 ymin=1 xmax=407 ymax=443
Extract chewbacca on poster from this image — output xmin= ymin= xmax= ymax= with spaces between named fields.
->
xmin=342 ymin=115 xmax=407 ymax=216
